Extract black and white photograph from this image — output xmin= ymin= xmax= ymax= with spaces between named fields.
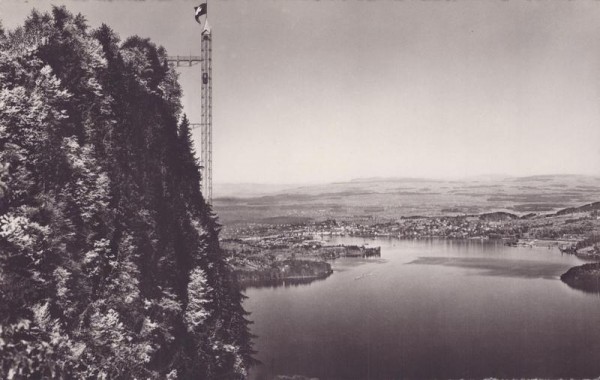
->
xmin=1 ymin=0 xmax=600 ymax=379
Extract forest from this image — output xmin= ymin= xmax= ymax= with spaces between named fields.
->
xmin=0 ymin=7 xmax=253 ymax=379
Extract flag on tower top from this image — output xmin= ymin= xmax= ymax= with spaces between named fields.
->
xmin=194 ymin=3 xmax=207 ymax=24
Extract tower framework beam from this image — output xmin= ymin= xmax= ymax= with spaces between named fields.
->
xmin=168 ymin=24 xmax=213 ymax=205
xmin=166 ymin=55 xmax=204 ymax=67
xmin=200 ymin=27 xmax=213 ymax=204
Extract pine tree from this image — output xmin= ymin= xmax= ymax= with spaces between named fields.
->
xmin=0 ymin=6 xmax=254 ymax=379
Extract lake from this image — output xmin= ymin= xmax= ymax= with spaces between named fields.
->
xmin=245 ymin=237 xmax=600 ymax=379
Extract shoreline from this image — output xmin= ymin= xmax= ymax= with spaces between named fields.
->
xmin=234 ymin=259 xmax=333 ymax=288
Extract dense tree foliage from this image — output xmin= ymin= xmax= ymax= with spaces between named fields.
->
xmin=0 ymin=7 xmax=253 ymax=379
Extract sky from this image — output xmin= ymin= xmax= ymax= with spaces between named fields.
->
xmin=1 ymin=0 xmax=600 ymax=184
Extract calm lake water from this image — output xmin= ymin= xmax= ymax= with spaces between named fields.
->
xmin=245 ymin=237 xmax=600 ymax=379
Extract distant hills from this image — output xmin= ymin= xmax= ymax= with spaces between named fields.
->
xmin=213 ymin=174 xmax=600 ymax=225
xmin=556 ymin=201 xmax=600 ymax=216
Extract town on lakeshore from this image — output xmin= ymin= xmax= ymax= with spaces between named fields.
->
xmin=221 ymin=200 xmax=600 ymax=290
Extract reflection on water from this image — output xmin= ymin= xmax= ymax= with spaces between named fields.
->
xmin=242 ymin=276 xmax=329 ymax=290
xmin=244 ymin=257 xmax=387 ymax=290
xmin=245 ymin=237 xmax=600 ymax=379
xmin=409 ymin=256 xmax=571 ymax=279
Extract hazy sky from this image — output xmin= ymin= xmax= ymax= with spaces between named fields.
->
xmin=2 ymin=0 xmax=600 ymax=184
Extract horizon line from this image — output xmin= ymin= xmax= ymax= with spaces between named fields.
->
xmin=214 ymin=173 xmax=600 ymax=187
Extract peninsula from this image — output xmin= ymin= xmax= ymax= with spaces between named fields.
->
xmin=221 ymin=201 xmax=600 ymax=291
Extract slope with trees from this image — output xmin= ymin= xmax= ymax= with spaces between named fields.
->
xmin=0 ymin=7 xmax=253 ymax=379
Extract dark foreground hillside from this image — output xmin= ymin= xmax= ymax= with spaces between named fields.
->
xmin=0 ymin=7 xmax=252 ymax=379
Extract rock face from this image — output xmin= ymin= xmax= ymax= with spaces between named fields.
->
xmin=235 ymin=260 xmax=333 ymax=287
xmin=561 ymin=263 xmax=600 ymax=293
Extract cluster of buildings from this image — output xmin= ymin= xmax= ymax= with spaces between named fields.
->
xmin=226 ymin=216 xmax=525 ymax=242
xmin=222 ymin=207 xmax=600 ymax=254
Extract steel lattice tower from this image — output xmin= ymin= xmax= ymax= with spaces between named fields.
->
xmin=167 ymin=21 xmax=213 ymax=204
xmin=200 ymin=23 xmax=213 ymax=204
